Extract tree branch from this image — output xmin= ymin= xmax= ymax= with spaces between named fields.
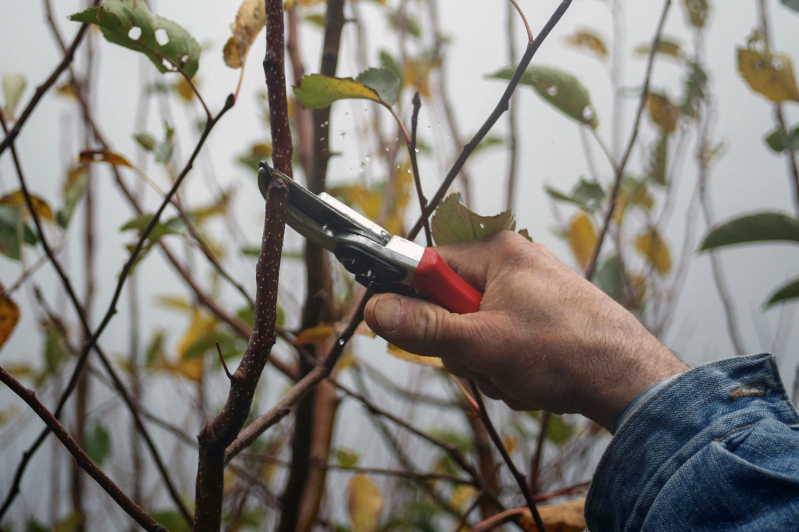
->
xmin=407 ymin=0 xmax=573 ymax=240
xmin=408 ymin=92 xmax=432 ymax=246
xmin=0 ymin=367 xmax=166 ymax=532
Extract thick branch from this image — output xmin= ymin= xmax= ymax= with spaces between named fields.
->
xmin=407 ymin=0 xmax=573 ymax=240
xmin=0 ymin=367 xmax=166 ymax=532
xmin=193 ymin=177 xmax=289 ymax=532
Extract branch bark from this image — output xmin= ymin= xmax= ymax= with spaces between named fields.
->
xmin=193 ymin=176 xmax=289 ymax=532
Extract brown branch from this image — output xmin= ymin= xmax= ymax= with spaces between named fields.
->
xmin=407 ymin=0 xmax=573 ymax=240
xmin=409 ymin=92 xmax=433 ymax=246
xmin=584 ymin=0 xmax=672 ymax=281
xmin=469 ymin=380 xmax=546 ymax=531
xmin=0 ymin=366 xmax=166 ymax=532
xmin=452 ymin=492 xmax=485 ymax=532
xmin=193 ymin=176 xmax=289 ymax=532
xmin=0 ymin=4 xmax=95 ymax=157
xmin=529 ymin=411 xmax=551 ymax=493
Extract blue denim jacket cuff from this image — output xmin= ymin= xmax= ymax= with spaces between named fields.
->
xmin=585 ymin=353 xmax=799 ymax=531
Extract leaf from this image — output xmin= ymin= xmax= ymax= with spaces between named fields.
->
xmin=150 ymin=510 xmax=191 ymax=532
xmin=356 ymin=67 xmax=400 ymax=106
xmin=450 ymin=486 xmax=478 ymax=511
xmin=737 ymin=30 xmax=799 ymax=102
xmin=79 ymin=149 xmax=134 ymax=168
xmin=545 ymin=179 xmax=605 ymax=212
xmin=25 ymin=518 xmax=49 ymax=532
xmin=781 ymin=0 xmax=799 ymax=12
xmin=766 ymin=276 xmax=799 ymax=307
xmin=431 ymin=193 xmax=515 ymax=246
xmin=647 ymin=93 xmax=679 ymax=133
xmin=40 ymin=321 xmax=69 ymax=383
xmin=0 ymin=191 xmax=54 ymax=222
xmin=2 ymin=72 xmax=27 ymax=115
xmin=56 ymin=164 xmax=88 ymax=229
xmin=385 ymin=344 xmax=444 ymax=368
xmin=563 ymin=29 xmax=607 ymax=59
xmin=69 ymin=0 xmax=201 ymax=78
xmin=155 ymin=295 xmax=194 ymax=313
xmin=145 ymin=330 xmax=167 ymax=366
xmin=681 ymin=0 xmax=709 ymax=28
xmin=0 ymin=206 xmax=25 ymax=260
xmin=304 ymin=13 xmax=327 ymax=28
xmin=0 ymin=285 xmax=20 ymax=350
xmin=595 ymin=255 xmax=624 ymax=302
xmin=224 ymin=0 xmax=266 ymax=69
xmin=133 ymin=133 xmax=156 ymax=151
xmin=764 ymin=126 xmax=799 ymax=153
xmin=647 ymin=133 xmax=669 ymax=186
xmin=488 ymin=65 xmax=598 ymax=128
xmin=336 ymin=448 xmax=361 ymax=468
xmin=379 ymin=50 xmax=403 ymax=80
xmin=84 ymin=423 xmax=112 ymax=466
xmin=294 ymin=74 xmax=383 ymax=110
xmin=546 ymin=414 xmax=575 ymax=445
xmin=237 ymin=142 xmax=273 ymax=171
xmin=348 ymin=474 xmax=384 ymax=532
xmin=635 ymin=229 xmax=671 ymax=274
xmin=517 ymin=498 xmax=586 ymax=532
xmin=178 ymin=311 xmax=218 ymax=359
xmin=680 ymin=61 xmax=708 ymax=117
xmin=53 ymin=512 xmax=84 ymax=532
xmin=633 ymin=38 xmax=683 ymax=60
xmin=120 ymin=213 xmax=186 ymax=243
xmin=292 ymin=325 xmax=337 ymax=346
xmin=567 ymin=213 xmax=596 ymax=271
xmin=699 ymin=211 xmax=799 ymax=250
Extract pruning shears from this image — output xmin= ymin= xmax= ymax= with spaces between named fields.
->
xmin=257 ymin=162 xmax=482 ymax=314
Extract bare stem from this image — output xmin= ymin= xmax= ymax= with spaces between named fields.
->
xmin=408 ymin=92 xmax=432 ymax=246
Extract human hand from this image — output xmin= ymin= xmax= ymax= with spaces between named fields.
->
xmin=363 ymin=231 xmax=687 ymax=431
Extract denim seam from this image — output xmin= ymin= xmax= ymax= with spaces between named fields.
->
xmin=713 ymin=423 xmax=756 ymax=442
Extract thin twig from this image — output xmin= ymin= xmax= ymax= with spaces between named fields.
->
xmin=408 ymin=92 xmax=433 ymax=246
xmin=217 ymin=341 xmax=233 ymax=381
xmin=529 ymin=411 xmax=551 ymax=493
xmin=451 ymin=491 xmax=485 ymax=532
xmin=407 ymin=0 xmax=573 ymax=240
xmin=584 ymin=0 xmax=672 ymax=281
xmin=509 ymin=0 xmax=534 ymax=44
xmin=469 ymin=380 xmax=546 ymax=532
xmin=0 ymin=367 xmax=166 ymax=532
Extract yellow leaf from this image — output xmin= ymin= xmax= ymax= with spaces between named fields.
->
xmin=64 ymin=165 xmax=89 ymax=195
xmin=348 ymin=474 xmax=384 ymax=532
xmin=56 ymin=80 xmax=81 ymax=100
xmin=0 ymin=285 xmax=20 ymax=350
xmin=155 ymin=295 xmax=194 ymax=313
xmin=737 ymin=31 xmax=799 ymax=102
xmin=567 ymin=213 xmax=596 ymax=271
xmin=634 ymin=229 xmax=671 ymax=274
xmin=502 ymin=434 xmax=516 ymax=454
xmin=403 ymin=60 xmax=431 ymax=97
xmin=174 ymin=76 xmax=195 ymax=101
xmin=386 ymin=344 xmax=443 ymax=368
xmin=563 ymin=29 xmax=608 ymax=59
xmin=647 ymin=93 xmax=679 ymax=133
xmin=78 ymin=149 xmax=134 ymax=168
xmin=292 ymin=325 xmax=337 ymax=346
xmin=178 ymin=310 xmax=218 ymax=359
xmin=4 ymin=363 xmax=34 ymax=378
xmin=0 ymin=190 xmax=54 ymax=221
xmin=450 ymin=485 xmax=478 ymax=511
xmin=518 ymin=498 xmax=586 ymax=532
xmin=224 ymin=0 xmax=266 ymax=69
xmin=293 ymin=74 xmax=382 ymax=110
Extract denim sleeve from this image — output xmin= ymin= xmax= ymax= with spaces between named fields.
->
xmin=585 ymin=353 xmax=799 ymax=532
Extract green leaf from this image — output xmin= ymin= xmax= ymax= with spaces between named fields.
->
xmin=84 ymin=423 xmax=112 ymax=466
xmin=545 ymin=178 xmax=605 ymax=212
xmin=680 ymin=61 xmax=708 ymax=117
xmin=700 ymin=212 xmax=799 ymax=251
xmin=546 ymin=414 xmax=574 ymax=446
xmin=766 ymin=276 xmax=799 ymax=307
xmin=145 ymin=330 xmax=167 ymax=366
xmin=488 ymin=65 xmax=598 ymax=127
xmin=781 ymin=0 xmax=799 ymax=12
xmin=2 ymin=72 xmax=27 ymax=115
xmin=120 ymin=213 xmax=185 ymax=242
xmin=355 ymin=67 xmax=400 ymax=106
xmin=469 ymin=135 xmax=505 ymax=157
xmin=57 ymin=165 xmax=89 ymax=229
xmin=133 ymin=133 xmax=156 ymax=151
xmin=25 ymin=518 xmax=50 ymax=532
xmin=648 ymin=133 xmax=669 ymax=186
xmin=0 ymin=205 xmax=24 ymax=260
xmin=431 ymin=193 xmax=515 ymax=246
xmin=69 ymin=0 xmax=201 ymax=78
xmin=53 ymin=512 xmax=84 ymax=532
xmin=335 ymin=448 xmax=361 ymax=468
xmin=764 ymin=126 xmax=799 ymax=153
xmin=595 ymin=254 xmax=624 ymax=302
xmin=379 ymin=50 xmax=403 ymax=80
xmin=150 ymin=510 xmax=192 ymax=532
xmin=304 ymin=13 xmax=326 ymax=28
xmin=293 ymin=74 xmax=382 ymax=110
xmin=40 ymin=322 xmax=68 ymax=383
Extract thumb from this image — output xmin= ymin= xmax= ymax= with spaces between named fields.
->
xmin=364 ymin=294 xmax=470 ymax=358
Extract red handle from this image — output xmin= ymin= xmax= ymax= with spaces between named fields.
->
xmin=411 ymin=248 xmax=482 ymax=314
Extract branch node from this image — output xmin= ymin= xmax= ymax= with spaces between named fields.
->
xmin=217 ymin=342 xmax=233 ymax=382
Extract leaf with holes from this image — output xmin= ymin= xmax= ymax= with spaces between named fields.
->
xmin=563 ymin=29 xmax=607 ymax=59
xmin=699 ymin=211 xmax=799 ymax=250
xmin=0 ymin=285 xmax=20 ymax=351
xmin=766 ymin=277 xmax=799 ymax=307
xmin=633 ymin=38 xmax=683 ymax=60
xmin=431 ymin=193 xmax=517 ymax=246
xmin=69 ymin=0 xmax=201 ymax=78
xmin=2 ymin=72 xmax=26 ymax=115
xmin=635 ymin=229 xmax=671 ymax=274
xmin=356 ymin=68 xmax=400 ymax=106
xmin=294 ymin=74 xmax=383 ymax=110
xmin=488 ymin=65 xmax=598 ymax=128
xmin=567 ymin=213 xmax=596 ymax=271
xmin=223 ymin=0 xmax=266 ymax=69
xmin=79 ymin=149 xmax=134 ymax=168
xmin=737 ymin=31 xmax=799 ymax=102
xmin=348 ymin=474 xmax=384 ymax=532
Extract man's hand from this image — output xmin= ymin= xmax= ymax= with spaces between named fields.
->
xmin=364 ymin=231 xmax=688 ymax=431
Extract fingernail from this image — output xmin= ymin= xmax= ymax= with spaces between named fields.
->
xmin=375 ymin=296 xmax=402 ymax=333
